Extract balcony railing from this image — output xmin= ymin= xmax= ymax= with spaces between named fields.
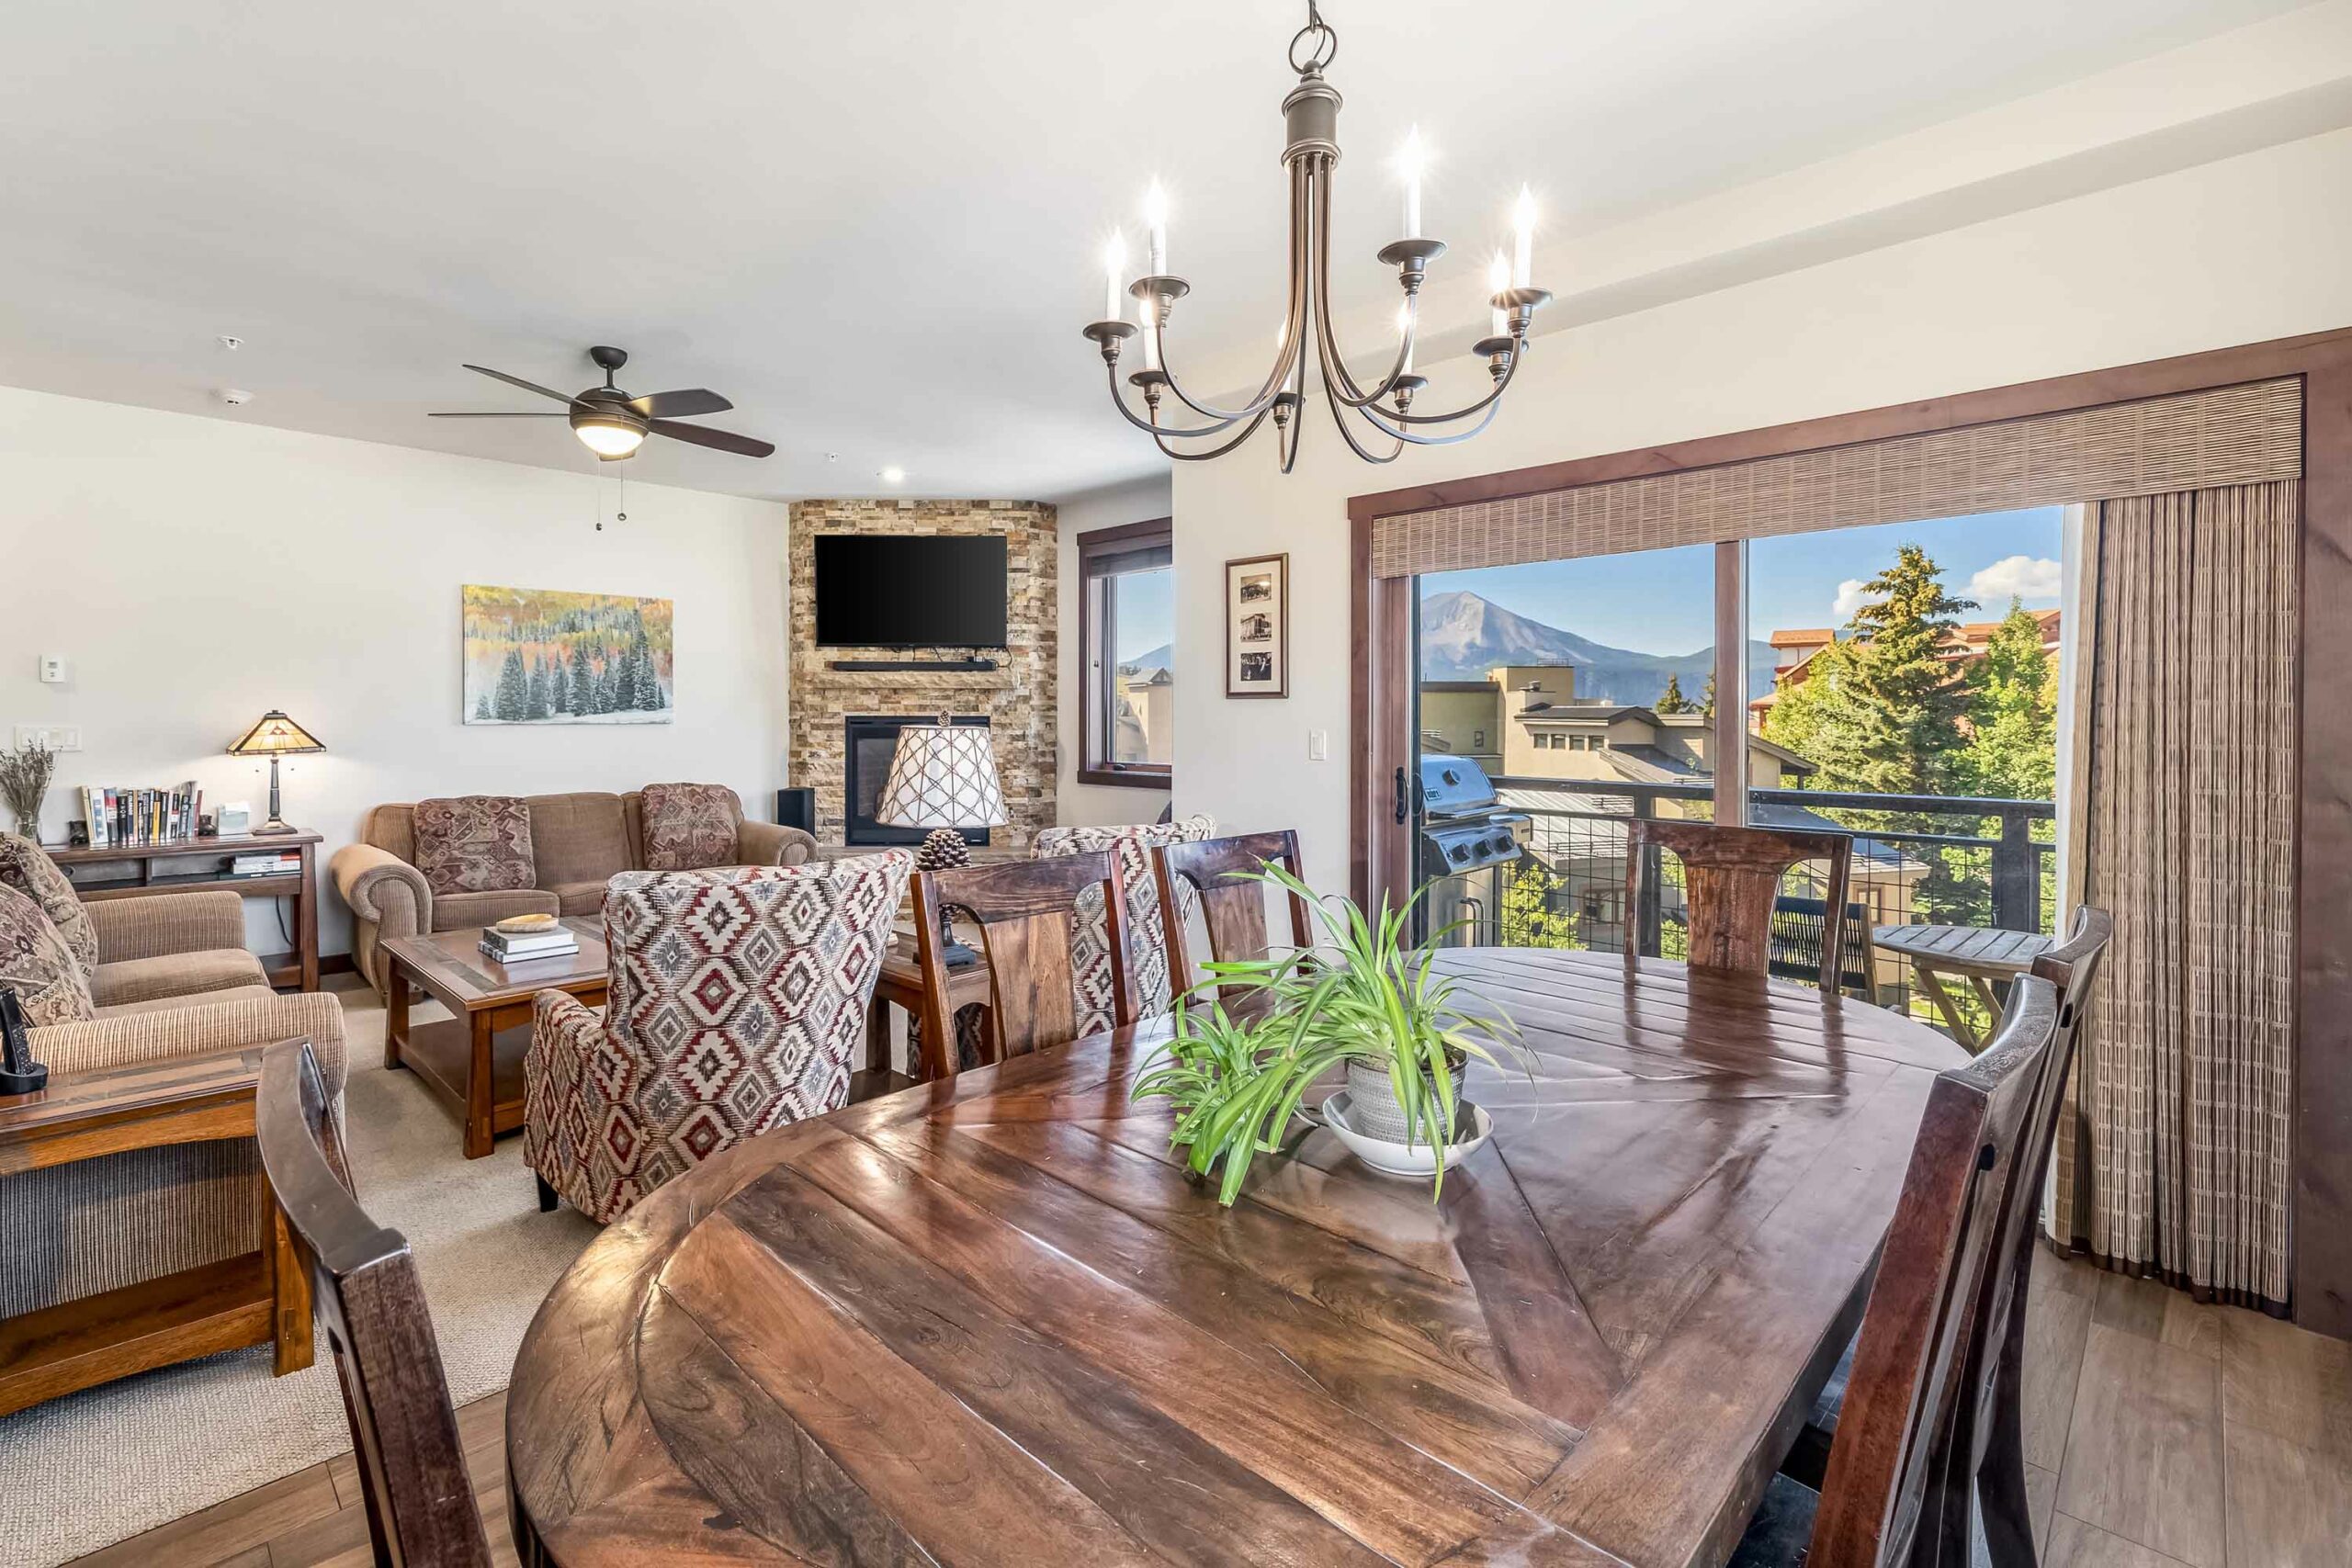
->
xmin=1426 ymin=775 xmax=2056 ymax=1029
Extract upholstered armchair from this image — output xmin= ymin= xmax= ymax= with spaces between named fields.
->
xmin=1033 ymin=816 xmax=1216 ymax=1035
xmin=525 ymin=851 xmax=911 ymax=1224
xmin=0 ymin=833 xmax=270 ymax=1010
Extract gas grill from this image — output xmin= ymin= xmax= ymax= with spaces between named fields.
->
xmin=1418 ymin=754 xmax=1529 ymax=878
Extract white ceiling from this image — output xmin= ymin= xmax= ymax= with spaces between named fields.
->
xmin=0 ymin=0 xmax=2309 ymax=502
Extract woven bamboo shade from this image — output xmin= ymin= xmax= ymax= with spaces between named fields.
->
xmin=1371 ymin=378 xmax=2303 ymax=578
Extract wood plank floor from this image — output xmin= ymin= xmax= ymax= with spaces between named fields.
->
xmin=67 ymin=1254 xmax=2352 ymax=1566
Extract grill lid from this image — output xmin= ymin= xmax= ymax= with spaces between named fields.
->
xmin=1419 ymin=753 xmax=1499 ymax=817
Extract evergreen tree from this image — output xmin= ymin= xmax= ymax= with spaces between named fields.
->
xmin=1700 ymin=670 xmax=1717 ymax=724
xmin=526 ymin=656 xmax=550 ymax=720
xmin=611 ymin=641 xmax=638 ymax=712
xmin=473 ymin=691 xmax=492 ymax=721
xmin=627 ymin=626 xmax=662 ymax=711
xmin=548 ymin=656 xmax=571 ymax=716
xmin=569 ymin=642 xmax=594 ymax=714
xmin=1963 ymin=601 xmax=2058 ymax=802
xmin=492 ymin=647 xmax=529 ymax=721
xmin=1655 ymin=673 xmax=1693 ymax=714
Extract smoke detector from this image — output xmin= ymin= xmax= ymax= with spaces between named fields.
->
xmin=216 ymin=388 xmax=254 ymax=407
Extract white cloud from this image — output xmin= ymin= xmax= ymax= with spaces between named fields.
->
xmin=1831 ymin=578 xmax=1876 ymax=619
xmin=1967 ymin=555 xmax=2062 ymax=607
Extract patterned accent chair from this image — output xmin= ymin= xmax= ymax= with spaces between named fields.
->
xmin=1033 ymin=815 xmax=1215 ymax=1036
xmin=525 ymin=851 xmax=911 ymax=1224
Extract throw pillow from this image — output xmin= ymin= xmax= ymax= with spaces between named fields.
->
xmin=0 ymin=883 xmax=96 ymax=1028
xmin=0 ymin=834 xmax=97 ymax=979
xmin=639 ymin=783 xmax=741 ymax=871
xmin=412 ymin=796 xmax=537 ymax=896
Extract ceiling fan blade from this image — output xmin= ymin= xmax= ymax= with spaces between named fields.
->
xmin=650 ymin=419 xmax=775 ymax=458
xmin=628 ymin=388 xmax=732 ymax=419
xmin=461 ymin=364 xmax=579 ymax=404
xmin=428 ymin=411 xmax=566 ymax=418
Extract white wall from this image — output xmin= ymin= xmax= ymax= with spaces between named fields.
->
xmin=1170 ymin=127 xmax=2352 ymax=896
xmin=1054 ymin=474 xmax=1173 ymax=828
xmin=2 ymin=386 xmax=790 ymax=957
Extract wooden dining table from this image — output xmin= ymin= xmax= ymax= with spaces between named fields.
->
xmin=505 ymin=947 xmax=1966 ymax=1568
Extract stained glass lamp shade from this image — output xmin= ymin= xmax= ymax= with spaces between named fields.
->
xmin=226 ymin=710 xmax=324 ymax=834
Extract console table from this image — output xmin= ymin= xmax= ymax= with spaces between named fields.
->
xmin=47 ymin=829 xmax=322 ymax=991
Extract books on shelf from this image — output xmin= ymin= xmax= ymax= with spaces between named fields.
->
xmin=229 ymin=853 xmax=303 ymax=877
xmin=480 ymin=928 xmax=580 ymax=964
xmin=76 ymin=783 xmax=204 ymax=849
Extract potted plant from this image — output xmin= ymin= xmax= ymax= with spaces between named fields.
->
xmin=1134 ymin=864 xmax=1529 ymax=1203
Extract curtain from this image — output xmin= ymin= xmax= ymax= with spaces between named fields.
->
xmin=2052 ymin=480 xmax=2298 ymax=1309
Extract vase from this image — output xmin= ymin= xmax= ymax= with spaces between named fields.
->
xmin=1341 ymin=1059 xmax=1468 ymax=1146
xmin=8 ymin=798 xmax=40 ymax=845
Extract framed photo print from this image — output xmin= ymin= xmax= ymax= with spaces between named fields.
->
xmin=1225 ymin=553 xmax=1288 ymax=697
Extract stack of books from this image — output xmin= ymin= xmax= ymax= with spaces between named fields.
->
xmin=77 ymin=784 xmax=203 ymax=847
xmin=229 ymin=851 xmax=303 ymax=878
xmin=480 ymin=923 xmax=580 ymax=964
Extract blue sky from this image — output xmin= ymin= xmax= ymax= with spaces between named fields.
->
xmin=1419 ymin=506 xmax=2065 ymax=654
xmin=1115 ymin=568 xmax=1177 ymax=661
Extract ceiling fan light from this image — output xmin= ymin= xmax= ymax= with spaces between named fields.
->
xmin=571 ymin=416 xmax=646 ymax=458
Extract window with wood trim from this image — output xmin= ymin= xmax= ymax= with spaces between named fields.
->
xmin=1078 ymin=519 xmax=1173 ymax=787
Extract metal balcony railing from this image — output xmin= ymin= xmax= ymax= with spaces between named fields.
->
xmin=1425 ymin=775 xmax=2056 ymax=1028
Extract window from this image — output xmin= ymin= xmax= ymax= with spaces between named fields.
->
xmin=1473 ymin=728 xmax=1487 ymax=750
xmin=1078 ymin=519 xmax=1173 ymax=786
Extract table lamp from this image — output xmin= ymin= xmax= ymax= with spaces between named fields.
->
xmin=226 ymin=710 xmax=325 ymax=835
xmin=876 ymin=715 xmax=1007 ymax=969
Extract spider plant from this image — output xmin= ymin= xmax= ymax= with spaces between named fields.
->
xmin=1134 ymin=863 xmax=1530 ymax=1203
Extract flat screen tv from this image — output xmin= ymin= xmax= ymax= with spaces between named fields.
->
xmin=814 ymin=534 xmax=1009 ymax=649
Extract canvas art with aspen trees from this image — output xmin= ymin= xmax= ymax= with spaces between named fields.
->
xmin=461 ymin=583 xmax=674 ymax=725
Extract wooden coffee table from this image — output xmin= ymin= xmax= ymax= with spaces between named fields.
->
xmin=381 ymin=919 xmax=609 ymax=1158
xmin=0 ymin=1043 xmax=314 ymax=1416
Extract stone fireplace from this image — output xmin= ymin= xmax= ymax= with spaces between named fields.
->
xmin=786 ymin=500 xmax=1057 ymax=846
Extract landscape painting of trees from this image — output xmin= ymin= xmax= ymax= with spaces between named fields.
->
xmin=461 ymin=583 xmax=673 ymax=726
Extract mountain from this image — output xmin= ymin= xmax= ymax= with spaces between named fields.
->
xmin=1121 ymin=642 xmax=1173 ymax=671
xmin=1419 ymin=590 xmax=1776 ymax=706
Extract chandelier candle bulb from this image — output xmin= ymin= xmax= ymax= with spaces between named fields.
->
xmin=1512 ymin=186 xmax=1536 ymax=288
xmin=1102 ymin=235 xmax=1125 ymax=322
xmin=1400 ymin=126 xmax=1424 ymax=239
xmin=1145 ymin=181 xmax=1169 ymax=276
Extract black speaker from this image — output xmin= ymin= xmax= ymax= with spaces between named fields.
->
xmin=776 ymin=787 xmax=817 ymax=833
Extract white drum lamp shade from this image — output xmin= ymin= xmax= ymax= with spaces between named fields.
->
xmin=875 ymin=722 xmax=1009 ymax=830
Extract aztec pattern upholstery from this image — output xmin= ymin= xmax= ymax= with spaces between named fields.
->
xmin=0 ymin=834 xmax=96 ymax=978
xmin=526 ymin=852 xmax=910 ymax=1224
xmin=411 ymin=795 xmax=536 ymax=896
xmin=639 ymin=782 xmax=742 ymax=872
xmin=1033 ymin=815 xmax=1215 ymax=1037
xmin=0 ymin=883 xmax=95 ymax=1027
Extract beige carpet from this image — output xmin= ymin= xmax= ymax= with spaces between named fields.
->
xmin=0 ymin=977 xmax=601 ymax=1568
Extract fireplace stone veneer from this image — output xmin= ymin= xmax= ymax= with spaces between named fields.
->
xmin=786 ymin=499 xmax=1057 ymax=847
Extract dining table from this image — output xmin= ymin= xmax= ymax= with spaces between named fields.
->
xmin=505 ymin=946 xmax=1967 ymax=1568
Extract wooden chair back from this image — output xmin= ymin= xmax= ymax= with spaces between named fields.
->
xmin=1624 ymin=819 xmax=1853 ymax=989
xmin=1152 ymin=830 xmax=1313 ymax=996
xmin=255 ymin=1041 xmax=491 ymax=1568
xmin=1807 ymin=976 xmax=2062 ymax=1568
xmin=912 ymin=852 xmax=1134 ymax=1073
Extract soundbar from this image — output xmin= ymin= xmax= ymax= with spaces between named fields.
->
xmin=825 ymin=658 xmax=998 ymax=673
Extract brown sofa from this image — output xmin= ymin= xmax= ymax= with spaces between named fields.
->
xmin=329 ymin=786 xmax=817 ymax=996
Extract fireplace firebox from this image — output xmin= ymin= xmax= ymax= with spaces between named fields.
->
xmin=842 ymin=715 xmax=991 ymax=846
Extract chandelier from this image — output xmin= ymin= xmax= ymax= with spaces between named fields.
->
xmin=1082 ymin=1 xmax=1551 ymax=471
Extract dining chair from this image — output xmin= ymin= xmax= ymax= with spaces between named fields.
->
xmin=1624 ymin=819 xmax=1853 ymax=990
xmin=1731 ymin=975 xmax=2063 ymax=1567
xmin=1151 ymin=829 xmax=1313 ymax=998
xmin=910 ymin=851 xmax=1134 ymax=1075
xmin=1032 ymin=813 xmax=1216 ymax=1034
xmin=254 ymin=1039 xmax=493 ymax=1568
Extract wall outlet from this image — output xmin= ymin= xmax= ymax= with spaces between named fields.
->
xmin=13 ymin=725 xmax=82 ymax=752
xmin=1308 ymin=728 xmax=1329 ymax=761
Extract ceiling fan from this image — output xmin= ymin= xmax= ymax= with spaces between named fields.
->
xmin=429 ymin=345 xmax=775 ymax=460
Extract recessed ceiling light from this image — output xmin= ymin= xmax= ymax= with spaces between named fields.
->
xmin=880 ymin=466 xmax=906 ymax=485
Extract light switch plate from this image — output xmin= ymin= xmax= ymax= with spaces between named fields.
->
xmin=1308 ymin=728 xmax=1329 ymax=761
xmin=38 ymin=655 xmax=67 ymax=684
xmin=13 ymin=725 xmax=82 ymax=752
